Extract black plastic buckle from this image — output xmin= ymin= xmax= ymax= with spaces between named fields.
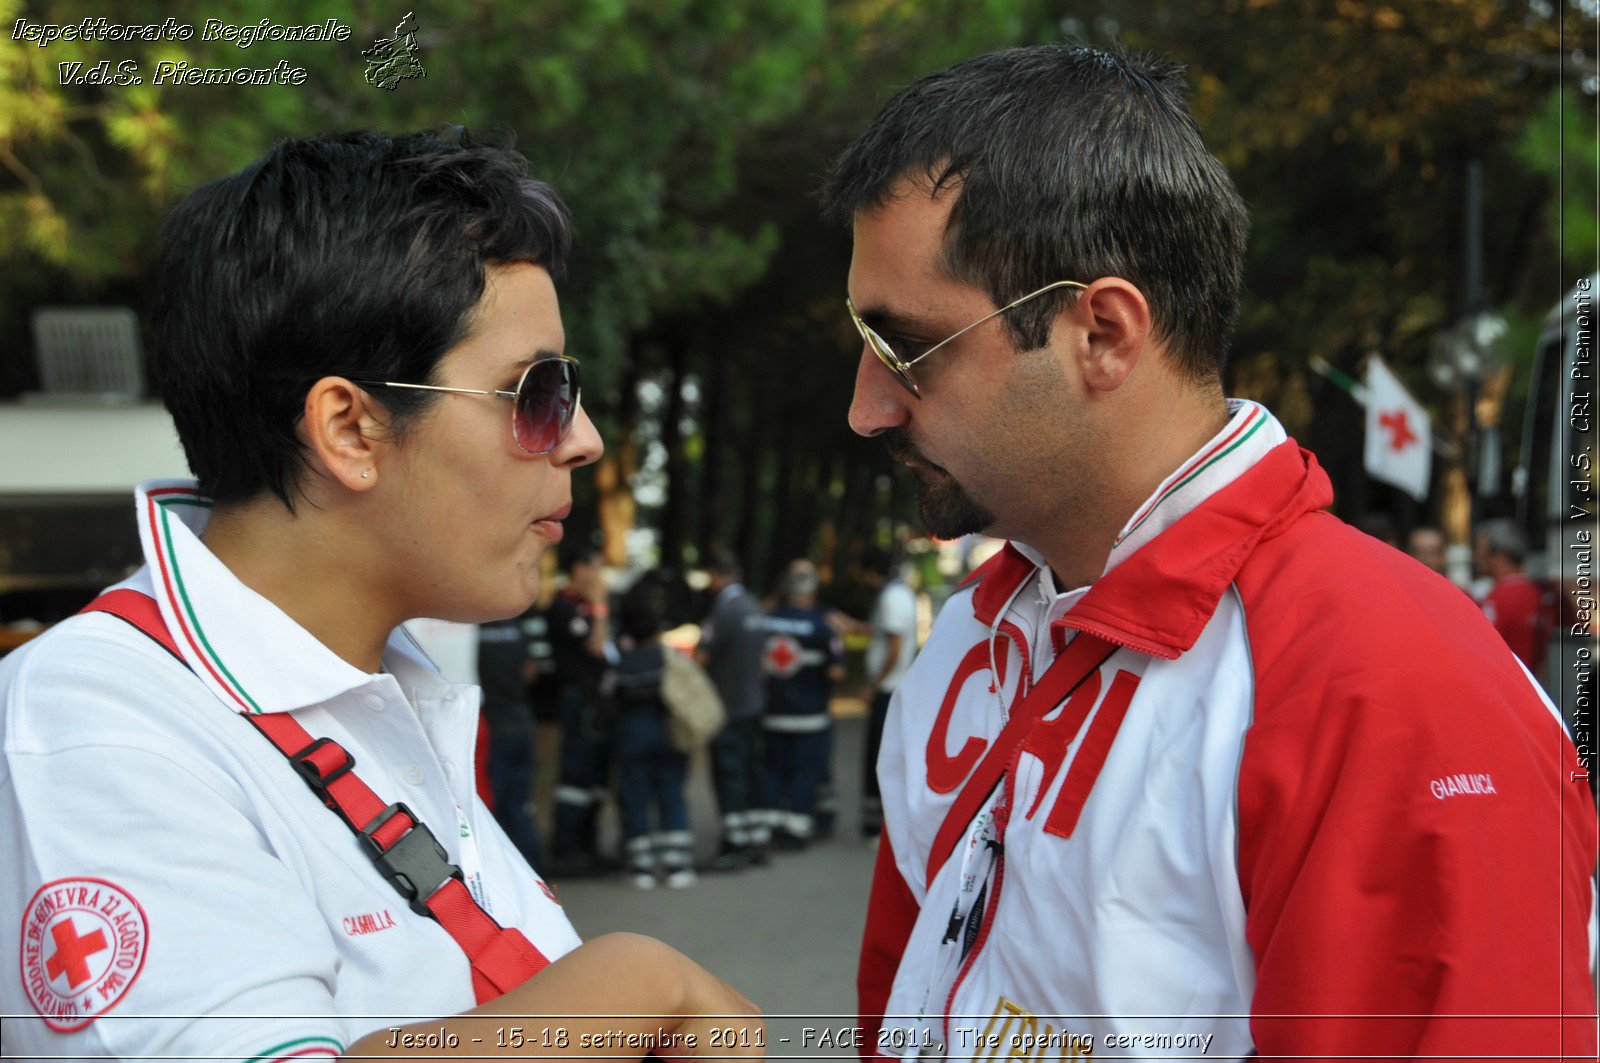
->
xmin=289 ymin=737 xmax=355 ymax=794
xmin=359 ymin=803 xmax=463 ymax=917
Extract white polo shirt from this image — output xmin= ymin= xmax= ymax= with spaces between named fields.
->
xmin=865 ymin=578 xmax=918 ymax=694
xmin=0 ymin=480 xmax=581 ymax=1060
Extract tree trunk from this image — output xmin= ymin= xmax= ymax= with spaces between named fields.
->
xmin=735 ymin=385 xmax=769 ymax=585
xmin=834 ymin=461 xmax=877 ymax=576
xmin=766 ymin=416 xmax=799 ymax=588
xmin=658 ymin=334 xmax=689 ymax=570
xmin=596 ymin=350 xmax=643 ymax=569
xmin=697 ymin=353 xmax=728 ymax=563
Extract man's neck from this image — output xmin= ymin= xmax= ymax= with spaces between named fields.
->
xmin=1026 ymin=393 xmax=1232 ymax=591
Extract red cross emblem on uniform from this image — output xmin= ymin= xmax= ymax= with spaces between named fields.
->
xmin=765 ymin=634 xmax=803 ymax=678
xmin=21 ymin=877 xmax=150 ymax=1032
xmin=46 ymin=918 xmax=108 ymax=989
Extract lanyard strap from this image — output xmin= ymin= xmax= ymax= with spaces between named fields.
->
xmin=80 ymin=588 xmax=549 ymax=1004
xmin=926 ymin=629 xmax=1117 ymax=888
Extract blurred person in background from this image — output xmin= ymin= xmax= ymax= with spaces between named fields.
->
xmin=826 ymin=43 xmax=1594 ymax=1060
xmin=1405 ymin=525 xmax=1450 ymax=579
xmin=1352 ymin=511 xmax=1399 ymax=549
xmin=698 ymin=548 xmax=771 ymax=870
xmin=759 ymin=559 xmax=845 ymax=851
xmin=1473 ymin=518 xmax=1552 ymax=676
xmin=0 ymin=129 xmax=760 ymax=1058
xmin=476 ymin=605 xmax=543 ymax=866
xmin=545 ymin=545 xmax=614 ymax=877
xmin=856 ymin=548 xmax=918 ymax=840
xmin=605 ymin=578 xmax=696 ymax=890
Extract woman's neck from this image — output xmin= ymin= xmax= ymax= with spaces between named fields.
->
xmin=201 ymin=498 xmax=397 ymax=674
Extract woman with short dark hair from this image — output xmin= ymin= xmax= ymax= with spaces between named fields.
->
xmin=0 ymin=129 xmax=760 ymax=1060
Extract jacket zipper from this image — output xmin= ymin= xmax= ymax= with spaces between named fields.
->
xmin=936 ymin=605 xmax=1077 ymax=1037
xmin=1056 ymin=617 xmax=1171 ymax=659
xmin=940 ymin=752 xmax=1019 ymax=1035
xmin=995 ymin=620 xmax=1031 ymax=699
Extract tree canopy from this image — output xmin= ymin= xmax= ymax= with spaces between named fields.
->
xmin=2 ymin=0 xmax=1593 ymax=589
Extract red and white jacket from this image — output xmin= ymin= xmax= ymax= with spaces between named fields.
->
xmin=859 ymin=401 xmax=1597 ymax=1061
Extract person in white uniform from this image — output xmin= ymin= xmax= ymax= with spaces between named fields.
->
xmin=0 ymin=129 xmax=761 ymax=1060
xmin=856 ymin=547 xmax=918 ymax=839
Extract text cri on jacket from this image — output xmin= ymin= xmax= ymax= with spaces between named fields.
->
xmin=344 ymin=910 xmax=398 ymax=936
xmin=1430 ymin=773 xmax=1497 ymax=800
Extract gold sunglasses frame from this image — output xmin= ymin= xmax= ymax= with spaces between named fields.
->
xmin=354 ymin=353 xmax=581 ymax=455
xmin=847 ymin=280 xmax=1088 ymax=398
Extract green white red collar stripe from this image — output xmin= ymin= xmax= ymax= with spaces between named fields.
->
xmin=134 ymin=479 xmax=438 ymax=715
xmin=1103 ymin=399 xmax=1284 ymax=568
xmin=1003 ymin=400 xmax=1288 ymax=607
xmin=143 ymin=483 xmax=261 ymax=714
xmin=247 ymin=1035 xmax=344 ymax=1061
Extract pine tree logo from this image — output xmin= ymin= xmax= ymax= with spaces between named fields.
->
xmin=362 ymin=12 xmax=425 ymax=91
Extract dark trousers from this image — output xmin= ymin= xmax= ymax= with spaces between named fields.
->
xmin=763 ymin=725 xmax=832 ymax=820
xmin=615 ymin=710 xmax=690 ymax=839
xmin=861 ymin=689 xmax=892 ymax=834
xmin=552 ymin=685 xmax=611 ymax=858
xmin=484 ymin=707 xmax=541 ymax=867
xmin=710 ymin=716 xmax=767 ymax=845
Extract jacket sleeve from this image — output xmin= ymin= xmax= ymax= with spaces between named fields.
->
xmin=857 ymin=826 xmax=919 ymax=1061
xmin=1237 ymin=654 xmax=1598 ymax=1062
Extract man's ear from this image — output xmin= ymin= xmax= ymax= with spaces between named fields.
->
xmin=300 ymin=377 xmax=390 ymax=491
xmin=1067 ymin=278 xmax=1151 ymax=394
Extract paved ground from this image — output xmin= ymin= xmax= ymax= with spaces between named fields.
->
xmin=547 ymin=714 xmax=878 ymax=1057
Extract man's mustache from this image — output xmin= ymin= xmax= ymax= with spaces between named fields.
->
xmin=882 ymin=428 xmax=928 ymax=469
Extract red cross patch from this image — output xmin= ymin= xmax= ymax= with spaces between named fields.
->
xmin=764 ymin=634 xmax=803 ymax=678
xmin=20 ymin=878 xmax=148 ymax=1031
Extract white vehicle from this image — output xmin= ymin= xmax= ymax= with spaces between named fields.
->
xmin=1513 ymin=274 xmax=1597 ymax=739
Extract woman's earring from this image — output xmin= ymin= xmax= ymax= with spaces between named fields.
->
xmin=361 ymin=470 xmax=371 ymax=479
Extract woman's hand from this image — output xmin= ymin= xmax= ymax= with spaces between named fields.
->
xmin=347 ymin=932 xmax=763 ymax=1060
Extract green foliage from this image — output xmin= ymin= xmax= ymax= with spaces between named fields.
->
xmin=4 ymin=0 xmax=1591 ymax=564
xmin=1514 ymin=87 xmax=1600 ymax=276
xmin=0 ymin=0 xmax=840 ymax=389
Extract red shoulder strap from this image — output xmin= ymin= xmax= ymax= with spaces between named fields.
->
xmin=79 ymin=588 xmax=182 ymax=661
xmin=926 ymin=631 xmax=1117 ymax=888
xmin=79 ymin=590 xmax=549 ymax=1003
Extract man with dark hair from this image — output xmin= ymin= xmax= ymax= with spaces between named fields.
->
xmin=1405 ymin=524 xmax=1450 ymax=578
xmin=1474 ymin=517 xmax=1551 ymax=674
xmin=824 ymin=44 xmax=1595 ymax=1060
xmin=1353 ymin=511 xmax=1399 ymax=548
xmin=697 ymin=548 xmax=770 ymax=869
xmin=0 ymin=129 xmax=760 ymax=1057
xmin=607 ymin=578 xmax=695 ymax=890
xmin=545 ymin=545 xmax=614 ymax=876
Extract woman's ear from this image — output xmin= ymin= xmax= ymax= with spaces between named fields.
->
xmin=300 ymin=378 xmax=390 ymax=491
xmin=1070 ymin=278 xmax=1151 ymax=394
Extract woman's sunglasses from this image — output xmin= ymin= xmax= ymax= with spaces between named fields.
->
xmin=355 ymin=354 xmax=580 ymax=455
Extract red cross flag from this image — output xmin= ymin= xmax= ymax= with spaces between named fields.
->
xmin=1363 ymin=356 xmax=1431 ymax=502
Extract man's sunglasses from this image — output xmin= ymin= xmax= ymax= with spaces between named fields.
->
xmin=846 ymin=280 xmax=1088 ymax=398
xmin=355 ymin=354 xmax=580 ymax=455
